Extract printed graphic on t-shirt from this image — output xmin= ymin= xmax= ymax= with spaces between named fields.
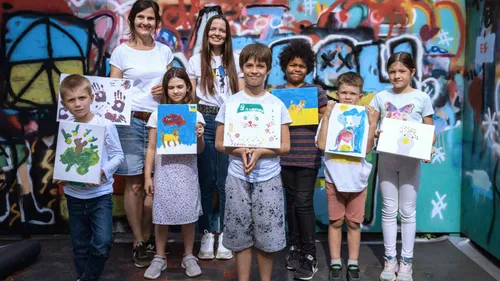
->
xmin=384 ymin=102 xmax=414 ymax=120
xmin=213 ymin=65 xmax=226 ymax=93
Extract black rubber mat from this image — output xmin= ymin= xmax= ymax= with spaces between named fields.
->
xmin=3 ymin=238 xmax=496 ymax=281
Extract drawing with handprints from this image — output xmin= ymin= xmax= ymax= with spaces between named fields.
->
xmin=272 ymin=87 xmax=319 ymax=126
xmin=157 ymin=104 xmax=197 ymax=154
xmin=57 ymin=74 xmax=132 ymax=125
xmin=224 ymin=102 xmax=281 ymax=148
xmin=54 ymin=121 xmax=105 ymax=184
xmin=325 ymin=104 xmax=369 ymax=158
xmin=377 ymin=118 xmax=435 ymax=161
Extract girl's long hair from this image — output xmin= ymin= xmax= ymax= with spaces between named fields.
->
xmin=161 ymin=68 xmax=194 ymax=104
xmin=200 ymin=15 xmax=239 ymax=96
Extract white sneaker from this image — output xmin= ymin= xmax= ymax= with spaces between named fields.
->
xmin=144 ymin=255 xmax=167 ymax=279
xmin=397 ymin=258 xmax=413 ymax=281
xmin=215 ymin=232 xmax=233 ymax=259
xmin=198 ymin=230 xmax=215 ymax=259
xmin=379 ymin=255 xmax=398 ymax=281
xmin=182 ymin=254 xmax=202 ymax=277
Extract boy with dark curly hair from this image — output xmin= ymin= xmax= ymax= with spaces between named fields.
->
xmin=275 ymin=39 xmax=328 ymax=280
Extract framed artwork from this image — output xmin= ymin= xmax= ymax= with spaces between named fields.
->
xmin=156 ymin=104 xmax=198 ymax=155
xmin=223 ymin=102 xmax=282 ymax=148
xmin=377 ymin=118 xmax=435 ymax=161
xmin=325 ymin=103 xmax=369 ymax=158
xmin=57 ymin=74 xmax=132 ymax=125
xmin=54 ymin=121 xmax=105 ymax=184
xmin=272 ymin=87 xmax=319 ymax=126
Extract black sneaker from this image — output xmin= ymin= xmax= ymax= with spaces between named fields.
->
xmin=286 ymin=245 xmax=300 ymax=270
xmin=329 ymin=264 xmax=342 ymax=281
xmin=294 ymin=254 xmax=318 ymax=280
xmin=145 ymin=234 xmax=156 ymax=253
xmin=347 ymin=264 xmax=361 ymax=281
xmin=133 ymin=242 xmax=151 ymax=268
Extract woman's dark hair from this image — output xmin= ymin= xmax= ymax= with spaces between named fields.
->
xmin=127 ymin=0 xmax=161 ymax=41
xmin=387 ymin=52 xmax=416 ymax=71
xmin=200 ymin=15 xmax=239 ymax=96
xmin=278 ymin=39 xmax=315 ymax=77
xmin=161 ymin=68 xmax=194 ymax=104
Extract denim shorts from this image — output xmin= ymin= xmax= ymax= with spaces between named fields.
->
xmin=115 ymin=116 xmax=149 ymax=176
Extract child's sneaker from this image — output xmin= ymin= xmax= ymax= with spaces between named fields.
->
xmin=182 ymin=254 xmax=202 ymax=277
xmin=133 ymin=242 xmax=151 ymax=268
xmin=397 ymin=257 xmax=413 ymax=281
xmin=215 ymin=232 xmax=233 ymax=259
xmin=198 ymin=230 xmax=215 ymax=259
xmin=295 ymin=254 xmax=318 ymax=280
xmin=379 ymin=255 xmax=398 ymax=281
xmin=328 ymin=264 xmax=342 ymax=281
xmin=347 ymin=264 xmax=361 ymax=281
xmin=143 ymin=255 xmax=167 ymax=279
xmin=285 ymin=245 xmax=300 ymax=270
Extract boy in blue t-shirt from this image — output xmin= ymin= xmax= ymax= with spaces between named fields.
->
xmin=53 ymin=74 xmax=123 ymax=281
xmin=215 ymin=43 xmax=292 ymax=281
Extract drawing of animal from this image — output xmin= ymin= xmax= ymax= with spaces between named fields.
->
xmin=396 ymin=126 xmax=418 ymax=155
xmin=161 ymin=129 xmax=181 ymax=147
xmin=333 ymin=108 xmax=364 ymax=152
xmin=289 ymin=100 xmax=306 ymax=116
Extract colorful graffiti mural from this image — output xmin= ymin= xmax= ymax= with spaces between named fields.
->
xmin=462 ymin=0 xmax=500 ymax=260
xmin=0 ymin=0 xmax=464 ymax=240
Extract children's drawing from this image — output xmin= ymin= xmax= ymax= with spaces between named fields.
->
xmin=57 ymin=74 xmax=132 ymax=125
xmin=54 ymin=121 xmax=105 ymax=184
xmin=157 ymin=104 xmax=197 ymax=155
xmin=272 ymin=87 xmax=319 ymax=126
xmin=377 ymin=118 xmax=435 ymax=161
xmin=224 ymin=102 xmax=282 ymax=148
xmin=325 ymin=104 xmax=369 ymax=158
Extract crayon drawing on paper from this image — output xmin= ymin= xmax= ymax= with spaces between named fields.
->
xmin=54 ymin=121 xmax=105 ymax=184
xmin=272 ymin=87 xmax=318 ymax=126
xmin=157 ymin=104 xmax=198 ymax=155
xmin=223 ymin=103 xmax=281 ymax=149
xmin=325 ymin=104 xmax=368 ymax=158
xmin=377 ymin=118 xmax=435 ymax=161
xmin=57 ymin=74 xmax=132 ymax=125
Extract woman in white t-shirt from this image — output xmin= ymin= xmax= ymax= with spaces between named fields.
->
xmin=109 ymin=0 xmax=173 ymax=268
xmin=186 ymin=14 xmax=243 ymax=260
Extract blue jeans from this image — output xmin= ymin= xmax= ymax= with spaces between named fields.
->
xmin=197 ymin=113 xmax=228 ymax=232
xmin=66 ymin=194 xmax=113 ymax=281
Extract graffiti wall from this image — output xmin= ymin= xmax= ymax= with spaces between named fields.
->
xmin=462 ymin=0 xmax=500 ymax=260
xmin=0 ymin=0 xmax=464 ymax=236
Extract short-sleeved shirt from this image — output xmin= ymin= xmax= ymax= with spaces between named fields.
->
xmin=109 ymin=42 xmax=174 ymax=113
xmin=215 ymin=90 xmax=292 ymax=183
xmin=315 ymin=119 xmax=372 ymax=192
xmin=186 ymin=53 xmax=243 ymax=107
xmin=369 ymin=89 xmax=434 ymax=125
xmin=274 ymin=83 xmax=328 ymax=169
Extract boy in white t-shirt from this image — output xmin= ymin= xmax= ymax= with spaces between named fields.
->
xmin=315 ymin=72 xmax=377 ymax=281
xmin=214 ymin=43 xmax=292 ymax=281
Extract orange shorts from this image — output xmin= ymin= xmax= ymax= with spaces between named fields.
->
xmin=326 ymin=182 xmax=367 ymax=223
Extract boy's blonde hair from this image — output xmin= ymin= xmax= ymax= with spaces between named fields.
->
xmin=59 ymin=74 xmax=92 ymax=100
xmin=337 ymin=72 xmax=364 ymax=93
xmin=239 ymin=43 xmax=272 ymax=71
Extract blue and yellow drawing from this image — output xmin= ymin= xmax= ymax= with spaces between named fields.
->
xmin=272 ymin=87 xmax=319 ymax=126
xmin=157 ymin=104 xmax=197 ymax=149
xmin=329 ymin=105 xmax=366 ymax=154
